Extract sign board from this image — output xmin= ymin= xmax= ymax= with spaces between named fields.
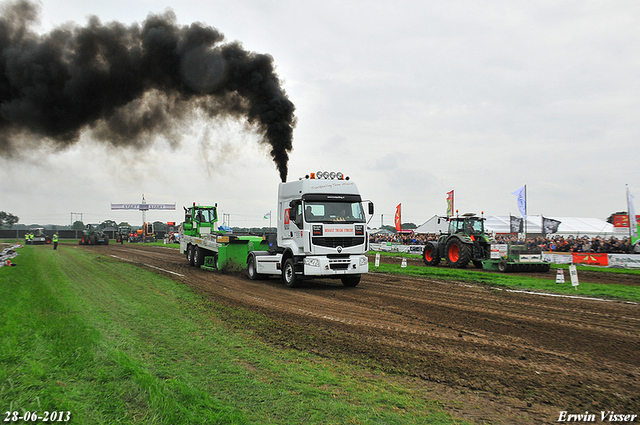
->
xmin=111 ymin=203 xmax=175 ymax=210
xmin=519 ymin=254 xmax=542 ymax=263
xmin=375 ymin=253 xmax=380 ymax=267
xmin=491 ymin=244 xmax=508 ymax=259
xmin=324 ymin=226 xmax=355 ymax=235
xmin=613 ymin=214 xmax=640 ymax=227
xmin=569 ymin=264 xmax=579 ymax=287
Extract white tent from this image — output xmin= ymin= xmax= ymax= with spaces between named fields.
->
xmin=369 ymin=228 xmax=395 ymax=235
xmin=416 ymin=214 xmax=615 ymax=238
xmin=485 ymin=215 xmax=614 ymax=238
xmin=414 ymin=215 xmax=449 ymax=234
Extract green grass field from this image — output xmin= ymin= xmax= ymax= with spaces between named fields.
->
xmin=0 ymin=243 xmax=466 ymax=425
xmin=369 ymin=251 xmax=640 ymax=303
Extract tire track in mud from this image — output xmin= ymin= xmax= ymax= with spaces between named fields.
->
xmin=87 ymin=244 xmax=640 ymax=424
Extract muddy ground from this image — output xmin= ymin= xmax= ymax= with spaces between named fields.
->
xmin=87 ymin=244 xmax=639 ymax=424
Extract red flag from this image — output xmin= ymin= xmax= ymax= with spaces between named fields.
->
xmin=446 ymin=190 xmax=454 ymax=217
xmin=395 ymin=203 xmax=401 ymax=231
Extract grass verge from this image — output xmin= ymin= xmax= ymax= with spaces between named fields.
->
xmin=0 ymin=244 xmax=466 ymax=424
xmin=370 ymin=262 xmax=640 ymax=303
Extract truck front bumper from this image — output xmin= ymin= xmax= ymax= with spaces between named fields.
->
xmin=302 ymin=255 xmax=368 ymax=276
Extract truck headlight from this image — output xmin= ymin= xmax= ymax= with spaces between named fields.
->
xmin=359 ymin=256 xmax=368 ymax=266
xmin=305 ymin=258 xmax=320 ymax=267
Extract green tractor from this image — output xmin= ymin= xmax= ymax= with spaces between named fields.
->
xmin=422 ymin=213 xmax=492 ymax=268
xmin=79 ymin=224 xmax=109 ymax=245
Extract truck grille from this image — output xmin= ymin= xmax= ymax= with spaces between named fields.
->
xmin=312 ymin=237 xmax=365 ymax=248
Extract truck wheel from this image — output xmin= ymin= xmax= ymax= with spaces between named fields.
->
xmin=422 ymin=243 xmax=440 ymax=266
xmin=445 ymin=239 xmax=470 ymax=268
xmin=341 ymin=275 xmax=360 ymax=287
xmin=282 ymin=258 xmax=301 ymax=288
xmin=247 ymin=256 xmax=258 ymax=280
xmin=194 ymin=246 xmax=203 ymax=267
xmin=187 ymin=245 xmax=195 ymax=266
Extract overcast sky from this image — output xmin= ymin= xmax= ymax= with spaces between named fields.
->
xmin=1 ymin=0 xmax=639 ymax=228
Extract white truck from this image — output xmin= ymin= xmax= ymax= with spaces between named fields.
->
xmin=247 ymin=171 xmax=373 ymax=287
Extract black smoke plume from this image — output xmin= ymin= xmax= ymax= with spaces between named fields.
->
xmin=0 ymin=1 xmax=295 ymax=181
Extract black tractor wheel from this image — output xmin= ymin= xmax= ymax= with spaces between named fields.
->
xmin=341 ymin=275 xmax=361 ymax=287
xmin=422 ymin=243 xmax=440 ymax=266
xmin=282 ymin=258 xmax=301 ymax=288
xmin=445 ymin=238 xmax=471 ymax=268
xmin=193 ymin=246 xmax=204 ymax=267
xmin=187 ymin=245 xmax=195 ymax=266
xmin=498 ymin=260 xmax=511 ymax=273
xmin=213 ymin=253 xmax=219 ymax=270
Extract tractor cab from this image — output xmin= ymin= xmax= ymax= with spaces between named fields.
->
xmin=449 ymin=214 xmax=485 ymax=237
xmin=183 ymin=204 xmax=218 ymax=236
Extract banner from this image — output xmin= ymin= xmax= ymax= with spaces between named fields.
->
xmin=572 ymin=253 xmax=609 ymax=267
xmin=542 ymin=216 xmax=561 ymax=235
xmin=111 ymin=203 xmax=175 ymax=210
xmin=542 ymin=252 xmax=573 ymax=264
xmin=608 ymin=254 xmax=640 ymax=269
xmin=613 ymin=214 xmax=630 ymax=228
xmin=446 ymin=190 xmax=454 ymax=217
xmin=509 ymin=216 xmax=523 ymax=233
xmin=395 ymin=203 xmax=402 ymax=231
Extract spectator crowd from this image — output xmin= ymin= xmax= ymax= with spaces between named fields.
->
xmin=369 ymin=232 xmax=638 ymax=254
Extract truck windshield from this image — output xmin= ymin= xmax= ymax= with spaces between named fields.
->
xmin=304 ymin=201 xmax=366 ymax=223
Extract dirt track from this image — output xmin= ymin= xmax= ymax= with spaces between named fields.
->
xmin=90 ymin=244 xmax=639 ymax=424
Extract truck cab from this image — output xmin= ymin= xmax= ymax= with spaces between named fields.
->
xmin=249 ymin=171 xmax=373 ymax=287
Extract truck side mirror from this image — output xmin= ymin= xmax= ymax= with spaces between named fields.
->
xmin=368 ymin=202 xmax=374 ymax=215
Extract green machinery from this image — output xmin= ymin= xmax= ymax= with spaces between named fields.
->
xmin=422 ymin=213 xmax=493 ymax=269
xmin=79 ymin=224 xmax=109 ymax=245
xmin=484 ymin=243 xmax=551 ymax=272
xmin=179 ymin=203 xmax=269 ymax=271
xmin=422 ymin=213 xmax=549 ymax=272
